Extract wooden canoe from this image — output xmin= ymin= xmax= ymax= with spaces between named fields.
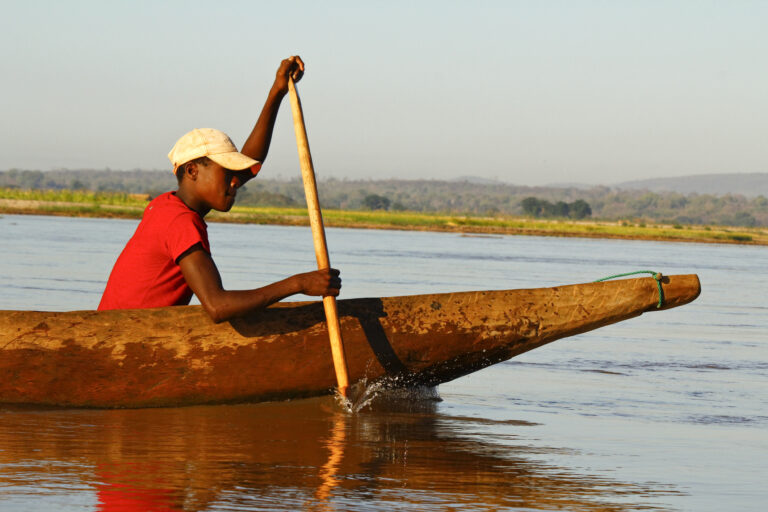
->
xmin=0 ymin=274 xmax=700 ymax=408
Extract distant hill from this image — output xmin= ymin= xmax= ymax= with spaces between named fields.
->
xmin=543 ymin=182 xmax=594 ymax=190
xmin=453 ymin=176 xmax=505 ymax=185
xmin=614 ymin=173 xmax=768 ymax=198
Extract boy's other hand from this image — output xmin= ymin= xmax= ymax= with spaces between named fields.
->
xmin=294 ymin=268 xmax=341 ymax=297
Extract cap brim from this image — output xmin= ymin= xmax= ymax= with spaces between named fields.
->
xmin=208 ymin=151 xmax=260 ymax=171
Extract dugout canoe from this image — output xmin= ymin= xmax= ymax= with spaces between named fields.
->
xmin=0 ymin=274 xmax=700 ymax=408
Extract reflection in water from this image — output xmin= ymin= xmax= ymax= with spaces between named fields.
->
xmin=0 ymin=394 xmax=678 ymax=511
xmin=310 ymin=413 xmax=346 ymax=510
xmin=96 ymin=462 xmax=178 ymax=511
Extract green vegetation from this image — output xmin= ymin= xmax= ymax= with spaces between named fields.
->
xmin=2 ymin=186 xmax=766 ymax=245
xmin=0 ymin=187 xmax=149 ymax=207
xmin=202 ymin=206 xmax=768 ymax=245
xmin=2 ymin=169 xmax=768 ymax=246
xmin=362 ymin=194 xmax=391 ymax=211
xmin=0 ymin=169 xmax=175 ymax=196
xmin=3 ymin=169 xmax=767 ymax=228
xmin=520 ymin=197 xmax=592 ymax=219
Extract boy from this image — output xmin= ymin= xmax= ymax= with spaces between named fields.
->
xmin=99 ymin=56 xmax=341 ymax=322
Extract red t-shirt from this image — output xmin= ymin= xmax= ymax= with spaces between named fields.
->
xmin=98 ymin=192 xmax=209 ymax=310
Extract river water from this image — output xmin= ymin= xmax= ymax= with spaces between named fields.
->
xmin=0 ymin=214 xmax=766 ymax=511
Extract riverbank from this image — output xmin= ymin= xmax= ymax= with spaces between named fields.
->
xmin=1 ymin=192 xmax=766 ymax=246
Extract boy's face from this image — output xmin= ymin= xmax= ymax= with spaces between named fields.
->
xmin=194 ymin=160 xmax=242 ymax=212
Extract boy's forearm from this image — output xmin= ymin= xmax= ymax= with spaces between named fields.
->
xmin=180 ymin=249 xmax=339 ymax=323
xmin=240 ymin=84 xmax=287 ymax=167
xmin=181 ymin=249 xmax=303 ymax=323
xmin=238 ymin=56 xmax=304 ymax=184
xmin=206 ymin=268 xmax=339 ymax=323
xmin=203 ymin=275 xmax=301 ymax=323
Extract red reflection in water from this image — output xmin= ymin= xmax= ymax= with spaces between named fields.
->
xmin=96 ymin=464 xmax=180 ymax=512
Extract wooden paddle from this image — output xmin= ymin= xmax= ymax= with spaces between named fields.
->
xmin=287 ymin=77 xmax=350 ymax=398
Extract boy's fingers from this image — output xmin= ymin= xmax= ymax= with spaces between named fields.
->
xmin=288 ymin=55 xmax=304 ymax=82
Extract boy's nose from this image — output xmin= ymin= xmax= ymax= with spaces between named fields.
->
xmin=230 ymin=176 xmax=242 ymax=189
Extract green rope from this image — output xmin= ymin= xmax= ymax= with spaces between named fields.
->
xmin=594 ymin=270 xmax=664 ymax=309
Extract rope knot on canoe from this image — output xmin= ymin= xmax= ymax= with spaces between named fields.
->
xmin=594 ymin=270 xmax=665 ymax=309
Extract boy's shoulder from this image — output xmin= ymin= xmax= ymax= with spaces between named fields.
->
xmin=136 ymin=192 xmax=208 ymax=244
xmin=145 ymin=192 xmax=205 ymax=223
xmin=146 ymin=191 xmax=184 ymax=211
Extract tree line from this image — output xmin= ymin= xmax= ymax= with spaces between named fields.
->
xmin=520 ymin=197 xmax=592 ymax=219
xmin=1 ymin=169 xmax=767 ymax=227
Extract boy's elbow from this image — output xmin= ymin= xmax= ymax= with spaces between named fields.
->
xmin=200 ymin=299 xmax=230 ymax=324
xmin=207 ymin=310 xmax=227 ymax=324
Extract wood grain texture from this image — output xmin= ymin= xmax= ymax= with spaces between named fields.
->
xmin=0 ymin=275 xmax=700 ymax=408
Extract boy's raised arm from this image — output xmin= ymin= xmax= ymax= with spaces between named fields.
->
xmin=237 ymin=56 xmax=305 ymax=184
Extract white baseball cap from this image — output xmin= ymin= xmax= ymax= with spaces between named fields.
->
xmin=168 ymin=128 xmax=260 ymax=172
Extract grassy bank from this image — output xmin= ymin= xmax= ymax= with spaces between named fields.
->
xmin=1 ymin=187 xmax=766 ymax=245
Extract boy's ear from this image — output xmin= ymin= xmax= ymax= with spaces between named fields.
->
xmin=184 ymin=162 xmax=199 ymax=181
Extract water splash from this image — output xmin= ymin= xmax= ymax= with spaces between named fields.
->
xmin=334 ymin=377 xmax=441 ymax=414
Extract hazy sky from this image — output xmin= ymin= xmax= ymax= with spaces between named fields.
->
xmin=1 ymin=1 xmax=766 ymax=186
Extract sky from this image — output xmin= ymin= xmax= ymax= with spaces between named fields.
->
xmin=1 ymin=1 xmax=766 ymax=186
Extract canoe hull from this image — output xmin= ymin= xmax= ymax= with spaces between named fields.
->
xmin=0 ymin=274 xmax=700 ymax=408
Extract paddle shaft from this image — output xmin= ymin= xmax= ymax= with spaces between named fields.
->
xmin=287 ymin=77 xmax=350 ymax=397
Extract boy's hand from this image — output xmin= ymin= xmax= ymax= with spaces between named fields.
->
xmin=294 ymin=268 xmax=341 ymax=297
xmin=274 ymin=55 xmax=305 ymax=94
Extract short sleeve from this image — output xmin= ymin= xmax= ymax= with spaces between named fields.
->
xmin=165 ymin=212 xmax=209 ymax=262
